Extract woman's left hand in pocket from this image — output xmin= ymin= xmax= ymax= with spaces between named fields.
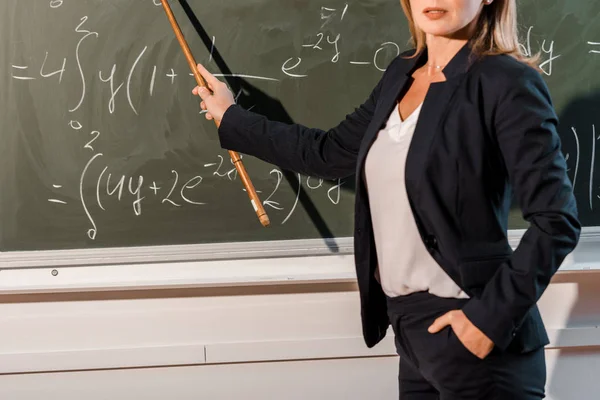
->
xmin=427 ymin=309 xmax=494 ymax=359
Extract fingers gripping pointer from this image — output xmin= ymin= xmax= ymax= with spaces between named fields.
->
xmin=192 ymin=63 xmax=235 ymax=122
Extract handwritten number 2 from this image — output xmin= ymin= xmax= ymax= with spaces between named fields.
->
xmin=162 ymin=170 xmax=181 ymax=207
xmin=84 ymin=130 xmax=100 ymax=151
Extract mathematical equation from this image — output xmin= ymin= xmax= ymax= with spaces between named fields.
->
xmin=9 ymin=1 xmax=346 ymax=240
xmin=49 ymin=118 xmax=345 ymax=240
xmin=565 ymin=125 xmax=600 ymax=212
xmin=9 ymin=0 xmax=600 ymax=241
xmin=11 ymin=2 xmax=591 ymax=117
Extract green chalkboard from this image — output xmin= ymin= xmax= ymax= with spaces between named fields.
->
xmin=0 ymin=0 xmax=598 ymax=252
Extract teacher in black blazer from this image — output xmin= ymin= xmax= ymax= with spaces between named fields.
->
xmin=193 ymin=0 xmax=580 ymax=398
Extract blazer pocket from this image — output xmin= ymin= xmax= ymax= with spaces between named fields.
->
xmin=458 ymin=255 xmax=509 ymax=296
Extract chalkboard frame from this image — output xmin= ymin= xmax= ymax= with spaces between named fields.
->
xmin=0 ymin=236 xmax=354 ymax=269
xmin=2 ymin=227 xmax=600 ymax=271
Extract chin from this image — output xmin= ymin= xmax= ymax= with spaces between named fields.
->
xmin=416 ymin=21 xmax=461 ymax=38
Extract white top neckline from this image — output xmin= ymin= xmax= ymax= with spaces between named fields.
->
xmin=397 ymin=102 xmax=424 ymax=124
xmin=364 ymin=103 xmax=469 ymax=299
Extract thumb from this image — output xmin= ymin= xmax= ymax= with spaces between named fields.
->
xmin=196 ymin=63 xmax=219 ymax=87
xmin=428 ymin=312 xmax=451 ymax=333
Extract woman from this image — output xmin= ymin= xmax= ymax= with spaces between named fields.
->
xmin=193 ymin=0 xmax=580 ymax=398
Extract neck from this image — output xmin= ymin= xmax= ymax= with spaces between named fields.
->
xmin=424 ymin=37 xmax=468 ymax=76
xmin=423 ymin=18 xmax=479 ymax=76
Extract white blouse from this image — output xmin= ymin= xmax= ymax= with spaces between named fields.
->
xmin=364 ymin=103 xmax=469 ymax=299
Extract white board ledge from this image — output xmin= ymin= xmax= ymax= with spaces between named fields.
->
xmin=0 ymin=253 xmax=357 ymax=294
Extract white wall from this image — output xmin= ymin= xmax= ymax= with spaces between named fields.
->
xmin=1 ymin=231 xmax=599 ymax=399
xmin=0 ymin=269 xmax=599 ymax=399
xmin=0 ymin=357 xmax=399 ymax=400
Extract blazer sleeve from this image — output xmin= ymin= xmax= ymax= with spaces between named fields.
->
xmin=216 ymin=71 xmax=387 ymax=180
xmin=461 ymin=66 xmax=581 ymax=351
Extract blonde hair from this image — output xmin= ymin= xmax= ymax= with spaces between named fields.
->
xmin=399 ymin=0 xmax=540 ymax=69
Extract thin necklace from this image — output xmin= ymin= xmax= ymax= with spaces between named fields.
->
xmin=428 ymin=63 xmax=445 ymax=69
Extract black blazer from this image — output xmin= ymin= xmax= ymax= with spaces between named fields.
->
xmin=217 ymin=43 xmax=581 ymax=353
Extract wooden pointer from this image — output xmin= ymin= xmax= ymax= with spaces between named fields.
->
xmin=159 ymin=0 xmax=270 ymax=227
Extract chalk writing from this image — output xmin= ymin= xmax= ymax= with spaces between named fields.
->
xmin=283 ymin=3 xmax=401 ymax=76
xmin=566 ymin=124 xmax=599 ymax=211
xmin=4 ymin=0 xmax=597 ymax=244
xmin=519 ymin=26 xmax=560 ymax=76
xmin=588 ymin=42 xmax=600 ymax=54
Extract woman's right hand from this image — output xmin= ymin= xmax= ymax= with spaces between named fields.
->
xmin=192 ymin=63 xmax=235 ymax=122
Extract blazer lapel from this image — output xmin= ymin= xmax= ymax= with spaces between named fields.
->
xmin=403 ymin=78 xmax=461 ymax=199
xmin=356 ymin=43 xmax=475 ymax=199
xmin=356 ymin=51 xmax=426 ymax=171
xmin=356 ymin=76 xmax=408 ymax=169
xmin=404 ymin=43 xmax=474 ymax=200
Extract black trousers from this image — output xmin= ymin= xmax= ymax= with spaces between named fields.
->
xmin=386 ymin=291 xmax=546 ymax=400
